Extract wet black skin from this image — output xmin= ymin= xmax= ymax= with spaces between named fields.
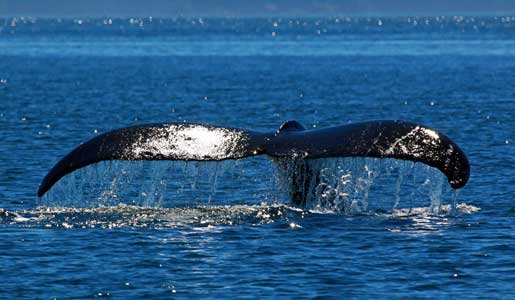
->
xmin=38 ymin=120 xmax=470 ymax=204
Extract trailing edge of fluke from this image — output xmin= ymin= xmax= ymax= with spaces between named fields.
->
xmin=37 ymin=120 xmax=470 ymax=198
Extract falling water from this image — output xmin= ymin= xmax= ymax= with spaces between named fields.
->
xmin=39 ymin=157 xmax=458 ymax=215
xmin=274 ymin=157 xmax=455 ymax=215
xmin=39 ymin=157 xmax=278 ymax=208
xmin=450 ymin=189 xmax=460 ymax=215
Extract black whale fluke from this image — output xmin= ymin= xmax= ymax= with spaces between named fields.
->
xmin=37 ymin=120 xmax=470 ymax=198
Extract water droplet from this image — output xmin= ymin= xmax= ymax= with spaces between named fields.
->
xmin=289 ymin=222 xmax=301 ymax=228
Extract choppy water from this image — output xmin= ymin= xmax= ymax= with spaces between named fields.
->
xmin=1 ymin=17 xmax=514 ymax=299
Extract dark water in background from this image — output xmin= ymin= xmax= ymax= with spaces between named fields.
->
xmin=0 ymin=17 xmax=514 ymax=299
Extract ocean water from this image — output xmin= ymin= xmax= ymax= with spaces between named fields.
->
xmin=0 ymin=16 xmax=514 ymax=299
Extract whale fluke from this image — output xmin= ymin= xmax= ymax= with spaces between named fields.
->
xmin=37 ymin=123 xmax=269 ymax=197
xmin=37 ymin=120 xmax=470 ymax=198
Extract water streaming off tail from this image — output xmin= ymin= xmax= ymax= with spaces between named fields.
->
xmin=275 ymin=157 xmax=455 ymax=214
xmin=39 ymin=157 xmax=280 ymax=208
xmin=40 ymin=156 xmax=456 ymax=214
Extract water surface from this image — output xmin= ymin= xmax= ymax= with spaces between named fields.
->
xmin=0 ymin=17 xmax=514 ymax=299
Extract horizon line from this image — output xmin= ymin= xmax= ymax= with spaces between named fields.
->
xmin=2 ymin=12 xmax=515 ymax=19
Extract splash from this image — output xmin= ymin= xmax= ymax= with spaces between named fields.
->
xmin=0 ymin=202 xmax=480 ymax=230
xmin=39 ymin=157 xmax=278 ymax=208
xmin=39 ymin=157 xmax=466 ymax=216
xmin=274 ymin=157 xmax=458 ymax=214
xmin=1 ymin=204 xmax=297 ymax=229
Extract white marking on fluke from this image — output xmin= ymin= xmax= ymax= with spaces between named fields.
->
xmin=130 ymin=125 xmax=246 ymax=160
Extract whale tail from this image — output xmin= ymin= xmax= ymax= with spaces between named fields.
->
xmin=37 ymin=120 xmax=469 ymax=198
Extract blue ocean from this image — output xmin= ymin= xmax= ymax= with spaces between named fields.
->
xmin=1 ymin=17 xmax=514 ymax=299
